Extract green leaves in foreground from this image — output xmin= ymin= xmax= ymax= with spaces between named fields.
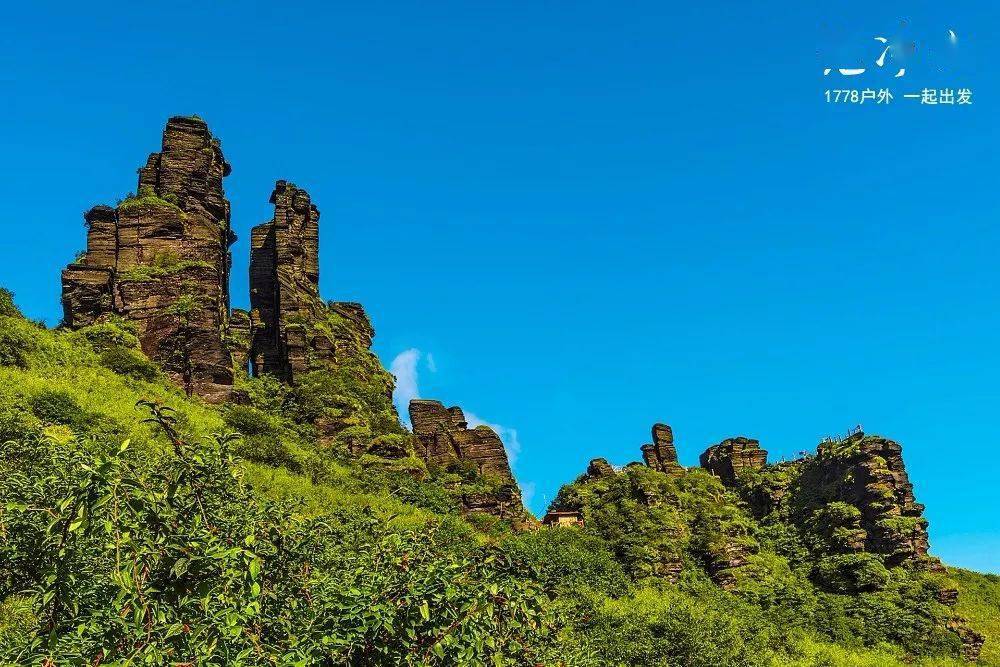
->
xmin=0 ymin=402 xmax=558 ymax=666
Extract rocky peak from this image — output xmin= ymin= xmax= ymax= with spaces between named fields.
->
xmin=408 ymin=398 xmax=521 ymax=518
xmin=249 ymin=180 xmax=324 ymax=381
xmin=61 ymin=116 xmax=236 ymax=402
xmin=641 ymin=422 xmax=681 ymax=473
xmin=137 ymin=116 xmax=232 ymax=228
xmin=585 ymin=457 xmax=616 ymax=479
xmin=814 ymin=434 xmax=938 ymax=568
xmin=700 ymin=437 xmax=768 ymax=485
xmin=409 ymin=399 xmax=513 ymax=479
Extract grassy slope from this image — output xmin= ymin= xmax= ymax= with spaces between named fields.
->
xmin=0 ymin=313 xmax=453 ymax=538
xmin=951 ymin=569 xmax=1000 ymax=665
xmin=0 ymin=308 xmax=995 ymax=665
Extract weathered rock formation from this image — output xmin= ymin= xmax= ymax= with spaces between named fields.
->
xmin=244 ymin=181 xmax=388 ymax=384
xmin=409 ymin=399 xmax=513 ymax=479
xmin=641 ymin=423 xmax=681 ymax=473
xmin=248 ymin=180 xmax=323 ymax=381
xmin=585 ymin=457 xmax=616 ymax=479
xmin=408 ymin=399 xmax=522 ymax=517
xmin=62 ymin=116 xmax=236 ymax=401
xmin=811 ymin=433 xmax=936 ymax=568
xmin=700 ymin=437 xmax=768 ymax=485
xmin=947 ymin=618 xmax=985 ymax=663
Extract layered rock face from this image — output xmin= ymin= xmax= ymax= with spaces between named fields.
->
xmin=409 ymin=399 xmax=514 ymax=479
xmin=699 ymin=437 xmax=768 ymax=485
xmin=241 ymin=180 xmax=398 ymax=449
xmin=409 ymin=399 xmax=522 ymax=517
xmin=641 ymin=423 xmax=681 ymax=473
xmin=245 ymin=182 xmax=386 ymax=384
xmin=811 ymin=434 xmax=935 ymax=567
xmin=62 ymin=116 xmax=236 ymax=401
xmin=248 ymin=181 xmax=323 ymax=381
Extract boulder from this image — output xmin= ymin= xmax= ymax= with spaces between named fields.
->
xmin=700 ymin=437 xmax=768 ymax=485
xmin=641 ymin=422 xmax=681 ymax=473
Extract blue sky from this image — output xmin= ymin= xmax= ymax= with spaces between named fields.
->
xmin=1 ymin=1 xmax=997 ymax=572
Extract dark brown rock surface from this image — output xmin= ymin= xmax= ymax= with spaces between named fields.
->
xmin=409 ymin=399 xmax=514 ymax=480
xmin=61 ymin=116 xmax=236 ymax=401
xmin=249 ymin=180 xmax=323 ymax=381
xmin=700 ymin=437 xmax=768 ymax=485
xmin=408 ymin=398 xmax=522 ymax=517
xmin=641 ymin=422 xmax=681 ymax=473
xmin=813 ymin=434 xmax=936 ymax=567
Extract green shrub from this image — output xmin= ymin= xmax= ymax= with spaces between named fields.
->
xmin=224 ymin=404 xmax=279 ymax=437
xmin=0 ymin=403 xmax=40 ymax=446
xmin=577 ymin=585 xmax=773 ymax=667
xmin=98 ymin=346 xmax=161 ymax=382
xmin=367 ymin=432 xmax=411 ymax=458
xmin=0 ymin=410 xmax=560 ymax=665
xmin=816 ymin=554 xmax=891 ymax=593
xmin=28 ymin=389 xmax=91 ymax=430
xmin=0 ymin=289 xmax=21 ymax=318
xmin=232 ymin=433 xmax=302 ymax=471
xmin=502 ymin=527 xmax=630 ymax=597
xmin=70 ymin=320 xmax=140 ymax=352
xmin=0 ymin=319 xmax=35 ymax=369
xmin=0 ymin=595 xmax=33 ymax=648
xmin=118 ymin=188 xmax=185 ymax=216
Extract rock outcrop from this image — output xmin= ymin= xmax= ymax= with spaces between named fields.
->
xmin=641 ymin=423 xmax=681 ymax=473
xmin=811 ymin=433 xmax=936 ymax=568
xmin=62 ymin=116 xmax=236 ymax=401
xmin=408 ymin=399 xmax=522 ymax=517
xmin=409 ymin=399 xmax=514 ymax=479
xmin=947 ymin=619 xmax=985 ymax=663
xmin=249 ymin=181 xmax=323 ymax=381
xmin=241 ymin=181 xmax=397 ymax=447
xmin=585 ymin=457 xmax=616 ymax=479
xmin=700 ymin=437 xmax=768 ymax=485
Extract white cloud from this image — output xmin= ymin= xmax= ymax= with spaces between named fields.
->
xmin=390 ymin=348 xmax=421 ymax=428
xmin=390 ymin=348 xmax=522 ymax=470
xmin=519 ymin=481 xmax=536 ymax=509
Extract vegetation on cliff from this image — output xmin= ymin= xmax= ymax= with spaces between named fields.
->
xmin=1 ymin=286 xmax=998 ymax=665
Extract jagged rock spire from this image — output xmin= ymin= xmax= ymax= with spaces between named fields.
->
xmin=409 ymin=398 xmax=522 ymax=517
xmin=61 ymin=116 xmax=236 ymax=401
xmin=248 ymin=180 xmax=323 ymax=381
xmin=641 ymin=423 xmax=681 ymax=472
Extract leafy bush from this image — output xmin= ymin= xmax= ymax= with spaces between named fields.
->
xmin=575 ymin=585 xmax=772 ymax=667
xmin=0 ymin=318 xmax=35 ymax=369
xmin=0 ymin=403 xmax=39 ymax=443
xmin=233 ymin=433 xmax=304 ymax=471
xmin=118 ymin=186 xmax=185 ymax=216
xmin=0 ymin=289 xmax=21 ymax=318
xmin=28 ymin=389 xmax=91 ymax=430
xmin=816 ymin=554 xmax=891 ymax=593
xmin=502 ymin=528 xmax=630 ymax=598
xmin=224 ymin=404 xmax=279 ymax=437
xmin=98 ymin=346 xmax=161 ymax=382
xmin=0 ymin=404 xmax=561 ymax=665
xmin=69 ymin=320 xmax=140 ymax=352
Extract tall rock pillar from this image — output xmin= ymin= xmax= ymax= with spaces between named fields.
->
xmin=61 ymin=116 xmax=236 ymax=401
xmin=248 ymin=181 xmax=323 ymax=381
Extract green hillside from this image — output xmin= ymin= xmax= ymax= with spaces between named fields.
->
xmin=0 ymin=289 xmax=995 ymax=665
